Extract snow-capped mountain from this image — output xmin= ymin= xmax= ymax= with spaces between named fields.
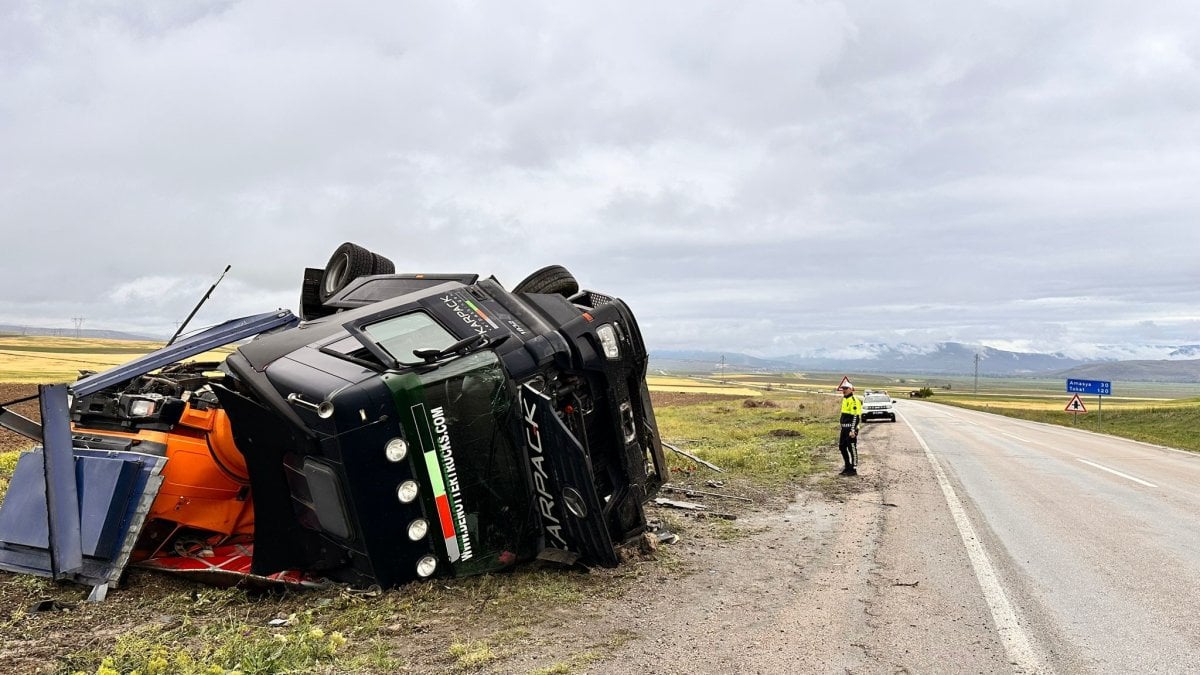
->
xmin=651 ymin=342 xmax=1200 ymax=380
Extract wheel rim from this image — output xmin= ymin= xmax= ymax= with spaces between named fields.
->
xmin=324 ymin=253 xmax=349 ymax=294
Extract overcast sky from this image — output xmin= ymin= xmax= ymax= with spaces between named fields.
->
xmin=2 ymin=1 xmax=1198 ymax=359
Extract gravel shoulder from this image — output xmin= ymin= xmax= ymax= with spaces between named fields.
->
xmin=509 ymin=420 xmax=1016 ymax=675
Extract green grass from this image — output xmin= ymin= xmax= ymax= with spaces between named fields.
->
xmin=0 ymin=450 xmax=21 ymax=496
xmin=654 ymin=396 xmax=838 ymax=481
xmin=933 ymin=398 xmax=1200 ymax=452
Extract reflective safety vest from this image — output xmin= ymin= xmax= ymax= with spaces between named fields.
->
xmin=840 ymin=395 xmax=862 ymax=416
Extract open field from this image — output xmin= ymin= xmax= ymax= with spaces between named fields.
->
xmin=650 ymin=371 xmax=1200 ymax=454
xmin=0 ymin=336 xmax=234 ymax=384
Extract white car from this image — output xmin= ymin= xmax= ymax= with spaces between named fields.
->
xmin=862 ymin=393 xmax=897 ymax=422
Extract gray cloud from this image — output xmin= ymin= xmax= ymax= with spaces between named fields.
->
xmin=2 ymin=0 xmax=1197 ymax=356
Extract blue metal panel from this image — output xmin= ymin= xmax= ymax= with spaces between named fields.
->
xmin=78 ymin=457 xmax=140 ymax=558
xmin=71 ymin=310 xmax=298 ymax=397
xmin=0 ymin=448 xmax=166 ymax=587
xmin=0 ymin=454 xmax=137 ymax=559
xmin=40 ymin=384 xmax=82 ymax=577
xmin=0 ymin=452 xmax=51 ymax=547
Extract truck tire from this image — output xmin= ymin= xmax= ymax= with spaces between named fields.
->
xmin=512 ymin=265 xmax=579 ymax=296
xmin=372 ymin=252 xmax=395 ymax=275
xmin=321 ymin=242 xmax=375 ymax=302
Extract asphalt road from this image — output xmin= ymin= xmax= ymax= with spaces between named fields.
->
xmin=899 ymin=400 xmax=1200 ymax=673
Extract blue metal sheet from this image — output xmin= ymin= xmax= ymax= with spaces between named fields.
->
xmin=78 ymin=457 xmax=140 ymax=558
xmin=71 ymin=310 xmax=297 ymax=397
xmin=0 ymin=448 xmax=166 ymax=587
xmin=0 ymin=453 xmax=137 ymax=559
xmin=0 ymin=452 xmax=51 ymax=547
xmin=40 ymin=384 xmax=82 ymax=577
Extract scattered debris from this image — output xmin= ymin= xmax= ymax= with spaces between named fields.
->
xmin=656 ymin=530 xmax=680 ymax=545
xmin=28 ymin=599 xmax=75 ymax=613
xmin=663 ymin=442 xmax=724 ymax=473
xmin=893 ymin=580 xmax=920 ymax=587
xmin=654 ymin=498 xmax=708 ymax=511
xmin=663 ymin=484 xmax=753 ymax=503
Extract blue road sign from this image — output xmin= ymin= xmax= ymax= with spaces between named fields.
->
xmin=1066 ymin=379 xmax=1111 ymax=396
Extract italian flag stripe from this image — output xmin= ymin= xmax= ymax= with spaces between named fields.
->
xmin=423 ymin=450 xmax=453 ymax=536
xmin=434 ymin=494 xmax=455 ymax=539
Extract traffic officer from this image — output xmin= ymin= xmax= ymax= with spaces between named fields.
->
xmin=838 ymin=383 xmax=861 ymax=475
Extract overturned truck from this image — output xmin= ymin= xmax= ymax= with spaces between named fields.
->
xmin=0 ymin=243 xmax=668 ymax=591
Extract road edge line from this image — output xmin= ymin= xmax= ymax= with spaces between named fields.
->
xmin=902 ymin=416 xmax=1042 ymax=673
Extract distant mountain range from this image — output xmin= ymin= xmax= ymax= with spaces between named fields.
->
xmin=651 ymin=342 xmax=1200 ymax=383
xmin=0 ymin=324 xmax=160 ymax=341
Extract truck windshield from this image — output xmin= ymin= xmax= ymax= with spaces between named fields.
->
xmin=364 ymin=311 xmax=458 ymax=360
xmin=384 ymin=350 xmax=537 ymax=575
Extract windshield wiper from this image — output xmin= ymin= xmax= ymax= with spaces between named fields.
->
xmin=412 ymin=333 xmax=510 ymax=364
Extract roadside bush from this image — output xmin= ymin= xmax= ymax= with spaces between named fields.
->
xmin=911 ymin=388 xmax=935 ymax=399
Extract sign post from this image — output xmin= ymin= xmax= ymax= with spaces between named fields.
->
xmin=1066 ymin=379 xmax=1110 ymax=429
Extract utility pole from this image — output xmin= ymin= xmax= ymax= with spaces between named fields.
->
xmin=72 ymin=317 xmax=85 ymax=339
xmin=719 ymin=355 xmax=727 ymax=384
xmin=974 ymin=353 xmax=980 ymax=394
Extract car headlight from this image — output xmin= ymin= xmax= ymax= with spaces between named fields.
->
xmin=407 ymin=518 xmax=429 ymax=541
xmin=416 ymin=555 xmax=438 ymax=578
xmin=596 ymin=324 xmax=620 ymax=359
xmin=396 ymin=480 xmax=419 ymax=503
xmin=385 ymin=438 xmax=409 ymax=463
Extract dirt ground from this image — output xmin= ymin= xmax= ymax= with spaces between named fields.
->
xmin=0 ymin=383 xmax=38 ymax=453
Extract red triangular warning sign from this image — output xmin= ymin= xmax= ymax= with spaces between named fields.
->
xmin=1065 ymin=394 xmax=1087 ymax=413
xmin=838 ymin=376 xmax=852 ymax=390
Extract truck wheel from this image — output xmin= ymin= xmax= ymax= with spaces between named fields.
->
xmin=371 ymin=252 xmax=395 ymax=275
xmin=513 ymin=265 xmax=579 ymax=296
xmin=321 ymin=242 xmax=375 ymax=302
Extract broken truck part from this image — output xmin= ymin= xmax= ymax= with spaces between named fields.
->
xmin=0 ymin=242 xmax=668 ymax=590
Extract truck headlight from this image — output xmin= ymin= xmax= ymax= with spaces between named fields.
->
xmin=385 ymin=438 xmax=409 ymax=463
xmin=396 ymin=480 xmax=419 ymax=503
xmin=596 ymin=324 xmax=620 ymax=359
xmin=130 ymin=400 xmax=157 ymax=417
xmin=407 ymin=518 xmax=429 ymax=541
xmin=416 ymin=555 xmax=438 ymax=577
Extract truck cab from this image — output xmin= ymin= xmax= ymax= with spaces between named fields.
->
xmin=219 ymin=265 xmax=668 ymax=586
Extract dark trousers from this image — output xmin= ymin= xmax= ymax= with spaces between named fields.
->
xmin=838 ymin=427 xmax=858 ymax=469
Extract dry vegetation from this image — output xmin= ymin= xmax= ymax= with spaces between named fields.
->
xmin=0 ymin=335 xmax=233 ymax=383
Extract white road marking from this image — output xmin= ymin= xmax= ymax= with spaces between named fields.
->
xmin=902 ymin=417 xmax=1042 ymax=673
xmin=1001 ymin=432 xmax=1030 ymax=443
xmin=1076 ymin=459 xmax=1158 ymax=488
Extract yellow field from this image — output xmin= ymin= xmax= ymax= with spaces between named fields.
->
xmin=0 ymin=336 xmax=235 ymax=383
xmin=935 ymin=394 xmax=1189 ymax=412
xmin=646 ymin=375 xmax=762 ymax=397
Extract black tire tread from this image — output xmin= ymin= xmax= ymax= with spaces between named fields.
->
xmin=512 ymin=265 xmax=579 ymax=296
xmin=320 ymin=242 xmax=375 ymax=302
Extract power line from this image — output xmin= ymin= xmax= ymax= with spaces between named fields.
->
xmin=72 ymin=317 xmax=85 ymax=339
